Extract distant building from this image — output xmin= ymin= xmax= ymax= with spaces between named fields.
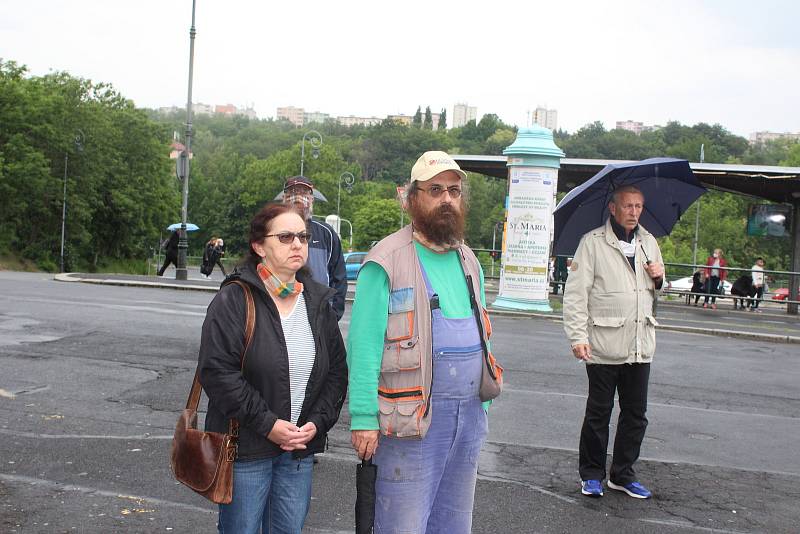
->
xmin=158 ymin=105 xmax=182 ymax=115
xmin=616 ymin=120 xmax=645 ymax=134
xmin=431 ymin=112 xmax=441 ymax=131
xmin=337 ymin=115 xmax=382 ymax=127
xmin=192 ymin=103 xmax=214 ymax=116
xmin=615 ymin=120 xmax=659 ymax=135
xmin=277 ymin=106 xmax=305 ymax=127
xmin=749 ymin=131 xmax=800 ymax=144
xmin=453 ymin=103 xmax=477 ymax=128
xmin=304 ymin=111 xmax=331 ymax=125
xmin=532 ymin=106 xmax=557 ymax=130
xmin=215 ymin=104 xmax=236 ymax=116
xmin=387 ymin=114 xmax=412 ymax=126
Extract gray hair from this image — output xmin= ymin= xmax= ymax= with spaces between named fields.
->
xmin=610 ymin=185 xmax=645 ymax=205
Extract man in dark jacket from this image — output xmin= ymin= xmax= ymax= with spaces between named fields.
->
xmin=282 ymin=176 xmax=347 ymax=320
xmin=157 ymin=231 xmax=179 ymax=276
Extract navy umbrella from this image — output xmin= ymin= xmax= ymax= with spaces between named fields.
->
xmin=553 ymin=157 xmax=706 ymax=256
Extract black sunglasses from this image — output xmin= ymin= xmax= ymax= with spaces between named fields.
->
xmin=265 ymin=231 xmax=311 ymax=244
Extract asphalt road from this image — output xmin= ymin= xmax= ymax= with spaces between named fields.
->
xmin=1 ymin=271 xmax=799 ymax=533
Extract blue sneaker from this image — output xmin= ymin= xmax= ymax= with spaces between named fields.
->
xmin=607 ymin=480 xmax=652 ymax=499
xmin=581 ymin=479 xmax=603 ymax=497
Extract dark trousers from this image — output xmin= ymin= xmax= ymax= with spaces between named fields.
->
xmin=703 ymin=276 xmax=721 ymax=305
xmin=752 ymin=286 xmax=764 ymax=309
xmin=579 ymin=363 xmax=650 ymax=484
xmin=157 ymin=253 xmax=178 ymax=276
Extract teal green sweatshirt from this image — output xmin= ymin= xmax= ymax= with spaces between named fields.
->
xmin=347 ymin=243 xmax=488 ymax=430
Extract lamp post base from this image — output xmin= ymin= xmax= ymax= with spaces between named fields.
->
xmin=175 ymin=268 xmax=188 ymax=281
xmin=492 ymin=295 xmax=553 ymax=313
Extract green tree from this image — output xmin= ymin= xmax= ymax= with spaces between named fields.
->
xmin=412 ymin=106 xmax=422 ymax=128
xmin=423 ymin=106 xmax=433 ymax=130
xmin=352 ymin=198 xmax=401 ymax=249
xmin=439 ymin=108 xmax=447 ymax=130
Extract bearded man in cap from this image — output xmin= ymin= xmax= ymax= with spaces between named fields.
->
xmin=282 ymin=176 xmax=347 ymax=320
xmin=347 ymin=151 xmax=503 ymax=534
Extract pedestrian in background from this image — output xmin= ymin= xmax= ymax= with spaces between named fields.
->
xmin=703 ymin=248 xmax=728 ymax=309
xmin=281 ymin=176 xmax=347 ymax=320
xmin=201 ymin=237 xmax=227 ymax=278
xmin=688 ymin=269 xmax=705 ymax=306
xmin=348 ymin=151 xmax=502 ymax=533
xmin=198 ymin=203 xmax=347 ymax=533
xmin=563 ymin=185 xmax=664 ymax=500
xmin=751 ymin=257 xmax=766 ymax=311
xmin=157 ymin=231 xmax=179 ymax=277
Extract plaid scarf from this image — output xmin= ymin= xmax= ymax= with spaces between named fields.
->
xmin=256 ymin=260 xmax=303 ymax=298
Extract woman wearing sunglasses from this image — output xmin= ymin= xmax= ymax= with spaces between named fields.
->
xmin=197 ymin=202 xmax=348 ymax=533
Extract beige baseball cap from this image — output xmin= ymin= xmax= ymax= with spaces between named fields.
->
xmin=410 ymin=151 xmax=467 ymax=183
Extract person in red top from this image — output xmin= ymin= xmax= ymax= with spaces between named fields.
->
xmin=703 ymin=248 xmax=728 ymax=309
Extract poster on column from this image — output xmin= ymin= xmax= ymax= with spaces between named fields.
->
xmin=499 ymin=166 xmax=556 ymax=300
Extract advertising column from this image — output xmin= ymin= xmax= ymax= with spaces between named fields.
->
xmin=493 ymin=126 xmax=564 ymax=312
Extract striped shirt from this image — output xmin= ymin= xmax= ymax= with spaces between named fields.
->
xmin=280 ymin=293 xmax=316 ymax=425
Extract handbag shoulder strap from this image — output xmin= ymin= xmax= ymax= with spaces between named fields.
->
xmin=185 ymin=280 xmax=256 ymax=411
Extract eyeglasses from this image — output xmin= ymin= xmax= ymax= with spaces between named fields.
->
xmin=265 ymin=232 xmax=311 ymax=244
xmin=418 ymin=185 xmax=463 ymax=199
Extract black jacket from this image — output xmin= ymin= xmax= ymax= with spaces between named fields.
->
xmin=198 ymin=263 xmax=348 ymax=460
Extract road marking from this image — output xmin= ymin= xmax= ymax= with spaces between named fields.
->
xmin=500 ymin=388 xmax=799 ymax=421
xmin=0 ymin=429 xmax=172 ymax=440
xmin=4 ymin=295 xmax=206 ymax=317
xmin=639 ymin=518 xmax=750 ymax=533
xmin=477 ymin=473 xmax=577 ymax=504
xmin=0 ymin=473 xmax=214 ymax=514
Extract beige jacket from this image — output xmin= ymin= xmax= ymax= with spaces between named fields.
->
xmin=562 ymin=219 xmax=663 ymax=364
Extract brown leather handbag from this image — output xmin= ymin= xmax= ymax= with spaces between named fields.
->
xmin=170 ymin=280 xmax=255 ymax=504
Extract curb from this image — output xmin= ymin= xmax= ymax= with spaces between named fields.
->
xmin=54 ymin=273 xmax=217 ymax=292
xmin=56 ymin=274 xmax=800 ymax=344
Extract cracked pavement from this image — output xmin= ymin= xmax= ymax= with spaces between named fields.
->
xmin=1 ymin=271 xmax=798 ymax=533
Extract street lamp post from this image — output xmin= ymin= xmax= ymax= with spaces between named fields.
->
xmin=337 ymin=171 xmax=355 ymax=219
xmin=176 ymin=0 xmax=197 ymax=281
xmin=300 ymin=130 xmax=322 ymax=176
xmin=60 ymin=129 xmax=85 ymax=273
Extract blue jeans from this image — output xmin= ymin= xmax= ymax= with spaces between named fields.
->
xmin=218 ymin=453 xmax=314 ymax=534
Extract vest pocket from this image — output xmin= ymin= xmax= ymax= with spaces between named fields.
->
xmin=381 ymin=336 xmax=421 ymax=372
xmin=378 ymin=388 xmax=425 ymax=438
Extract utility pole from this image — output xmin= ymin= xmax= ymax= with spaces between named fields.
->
xmin=176 ymin=0 xmax=197 ymax=281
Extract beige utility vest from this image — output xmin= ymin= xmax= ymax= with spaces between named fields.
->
xmin=364 ymin=225 xmax=502 ymax=439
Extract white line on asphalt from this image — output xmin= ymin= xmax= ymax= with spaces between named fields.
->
xmin=477 ymin=473 xmax=578 ymax=504
xmin=639 ymin=518 xmax=750 ymax=534
xmin=0 ymin=473 xmax=214 ymax=514
xmin=501 ymin=387 xmax=799 ymax=421
xmin=0 ymin=429 xmax=172 ymax=440
xmin=4 ymin=295 xmax=207 ymax=317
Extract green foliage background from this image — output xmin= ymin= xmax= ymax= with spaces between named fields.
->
xmin=1 ymin=58 xmax=798 ymax=274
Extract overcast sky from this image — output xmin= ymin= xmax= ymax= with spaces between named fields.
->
xmin=2 ymin=0 xmax=798 ymax=137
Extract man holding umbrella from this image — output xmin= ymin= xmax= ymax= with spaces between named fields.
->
xmin=563 ymin=185 xmax=664 ymax=500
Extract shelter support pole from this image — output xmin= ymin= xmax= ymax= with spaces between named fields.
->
xmin=788 ymin=200 xmax=800 ymax=315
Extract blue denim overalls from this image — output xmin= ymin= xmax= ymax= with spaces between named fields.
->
xmin=373 ymin=263 xmax=489 ymax=534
